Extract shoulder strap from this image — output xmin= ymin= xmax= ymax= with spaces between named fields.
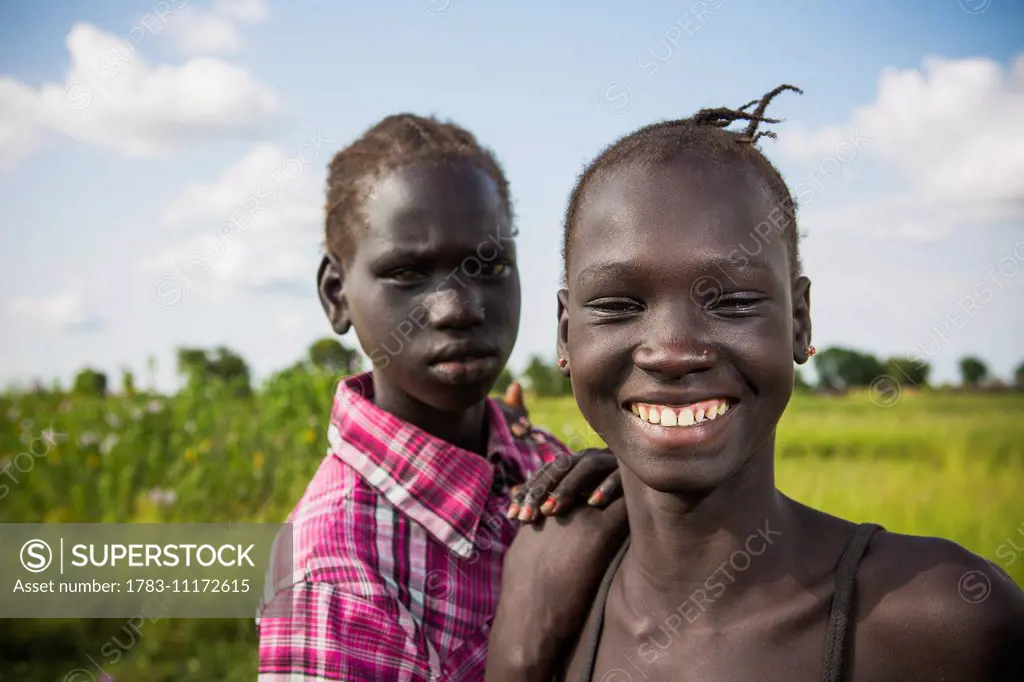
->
xmin=821 ymin=523 xmax=883 ymax=682
xmin=577 ymin=535 xmax=631 ymax=682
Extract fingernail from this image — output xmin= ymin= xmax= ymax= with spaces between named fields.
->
xmin=519 ymin=506 xmax=535 ymax=522
xmin=506 ymin=503 xmax=520 ymax=519
xmin=540 ymin=496 xmax=557 ymax=514
xmin=588 ymin=491 xmax=604 ymax=506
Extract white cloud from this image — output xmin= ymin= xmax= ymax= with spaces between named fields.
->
xmin=215 ymin=0 xmax=269 ymax=23
xmin=143 ymin=141 xmax=327 ymax=299
xmin=159 ymin=139 xmax=327 ymax=233
xmin=7 ymin=291 xmax=104 ymax=333
xmin=0 ymin=21 xmax=280 ymax=168
xmin=139 ymin=231 xmax=319 ymax=303
xmin=0 ymin=79 xmax=45 ymax=170
xmin=168 ymin=13 xmax=243 ymax=54
xmin=165 ymin=0 xmax=269 ymax=55
xmin=780 ymin=54 xmax=1024 ymax=241
xmin=160 ymin=143 xmax=322 ymax=232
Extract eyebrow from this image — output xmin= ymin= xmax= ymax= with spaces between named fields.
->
xmin=707 ymin=258 xmax=776 ymax=275
xmin=575 ymin=261 xmax=635 ymax=290
xmin=574 ymin=257 xmax=775 ymax=289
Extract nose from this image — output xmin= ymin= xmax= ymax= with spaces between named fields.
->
xmin=424 ymin=285 xmax=485 ymax=329
xmin=632 ymin=307 xmax=716 ymax=378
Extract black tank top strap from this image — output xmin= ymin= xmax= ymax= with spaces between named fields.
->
xmin=573 ymin=523 xmax=882 ymax=682
xmin=821 ymin=522 xmax=884 ymax=682
xmin=577 ymin=534 xmax=631 ymax=682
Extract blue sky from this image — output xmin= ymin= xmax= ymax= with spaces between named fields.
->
xmin=2 ymin=0 xmax=1023 ymax=392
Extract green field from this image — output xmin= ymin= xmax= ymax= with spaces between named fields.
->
xmin=1 ymin=374 xmax=1022 ymax=681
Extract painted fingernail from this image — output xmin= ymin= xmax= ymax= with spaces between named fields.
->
xmin=506 ymin=503 xmax=520 ymax=519
xmin=519 ymin=506 xmax=535 ymax=522
xmin=540 ymin=496 xmax=557 ymax=514
xmin=588 ymin=491 xmax=604 ymax=506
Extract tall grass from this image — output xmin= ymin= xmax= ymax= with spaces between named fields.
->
xmin=0 ymin=375 xmax=1020 ymax=681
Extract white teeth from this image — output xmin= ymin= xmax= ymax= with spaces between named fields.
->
xmin=628 ymin=401 xmax=732 ymax=428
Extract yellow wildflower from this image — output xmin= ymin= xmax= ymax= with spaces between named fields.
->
xmin=302 ymin=429 xmax=316 ymax=444
xmin=185 ymin=447 xmax=197 ymax=463
xmin=253 ymin=451 xmax=265 ymax=471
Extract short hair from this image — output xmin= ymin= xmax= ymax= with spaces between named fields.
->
xmin=562 ymin=85 xmax=804 ymax=281
xmin=324 ymin=113 xmax=513 ymax=263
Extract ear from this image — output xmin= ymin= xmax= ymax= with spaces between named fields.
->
xmin=318 ymin=254 xmax=351 ymax=336
xmin=792 ymin=275 xmax=812 ymax=364
xmin=556 ymin=288 xmax=570 ymax=376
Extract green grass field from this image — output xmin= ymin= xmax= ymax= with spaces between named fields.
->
xmin=1 ymin=375 xmax=1021 ymax=681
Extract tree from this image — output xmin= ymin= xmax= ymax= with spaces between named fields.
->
xmin=1015 ymin=361 xmax=1024 ymax=388
xmin=73 ymin=368 xmax=108 ymax=397
xmin=494 ymin=366 xmax=515 ymax=394
xmin=208 ymin=347 xmax=251 ymax=392
xmin=959 ymin=356 xmax=988 ymax=387
xmin=176 ymin=348 xmax=209 ymax=382
xmin=308 ymin=337 xmax=356 ymax=374
xmin=813 ymin=347 xmax=885 ymax=390
xmin=883 ymin=357 xmax=930 ymax=387
xmin=176 ymin=346 xmax=252 ymax=396
xmin=522 ymin=356 xmax=571 ymax=397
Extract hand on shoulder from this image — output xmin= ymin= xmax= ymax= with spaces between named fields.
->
xmin=485 ymin=498 xmax=629 ymax=681
xmin=857 ymin=531 xmax=1024 ymax=681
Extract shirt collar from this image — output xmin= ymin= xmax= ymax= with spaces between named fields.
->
xmin=326 ymin=372 xmax=522 ymax=558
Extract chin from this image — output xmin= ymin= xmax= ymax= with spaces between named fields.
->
xmin=628 ymin=455 xmax=745 ymax=495
xmin=416 ymin=378 xmax=495 ymax=412
xmin=433 ymin=389 xmax=494 ymax=412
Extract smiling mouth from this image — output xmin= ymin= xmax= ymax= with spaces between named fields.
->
xmin=626 ymin=398 xmax=735 ymax=429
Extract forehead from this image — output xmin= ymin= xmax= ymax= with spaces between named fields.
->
xmin=569 ymin=158 xmax=788 ymax=285
xmin=359 ymin=159 xmax=511 ymax=254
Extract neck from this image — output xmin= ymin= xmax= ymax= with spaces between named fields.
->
xmin=370 ymin=371 xmax=490 ymax=455
xmin=618 ymin=443 xmax=800 ymax=624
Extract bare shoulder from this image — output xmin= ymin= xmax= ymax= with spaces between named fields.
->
xmin=853 ymin=529 xmax=1024 ymax=681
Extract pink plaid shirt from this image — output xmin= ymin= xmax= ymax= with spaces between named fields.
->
xmin=256 ymin=372 xmax=569 ymax=681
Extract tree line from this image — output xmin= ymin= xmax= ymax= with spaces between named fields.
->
xmin=49 ymin=338 xmax=1024 ymax=398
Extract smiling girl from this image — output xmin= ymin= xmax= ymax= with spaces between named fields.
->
xmin=487 ymin=86 xmax=1024 ymax=682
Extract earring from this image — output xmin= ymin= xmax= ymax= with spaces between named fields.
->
xmin=557 ymin=357 xmax=568 ymax=369
xmin=807 ymin=345 xmax=816 ymax=357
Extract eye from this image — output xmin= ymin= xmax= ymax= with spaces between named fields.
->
xmin=711 ymin=294 xmax=767 ymax=316
xmin=585 ymin=297 xmax=643 ymax=318
xmin=385 ymin=267 xmax=428 ymax=284
xmin=476 ymin=261 xmax=512 ymax=278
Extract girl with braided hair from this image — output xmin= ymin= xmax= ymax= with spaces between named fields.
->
xmin=486 ymin=86 xmax=1024 ymax=682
